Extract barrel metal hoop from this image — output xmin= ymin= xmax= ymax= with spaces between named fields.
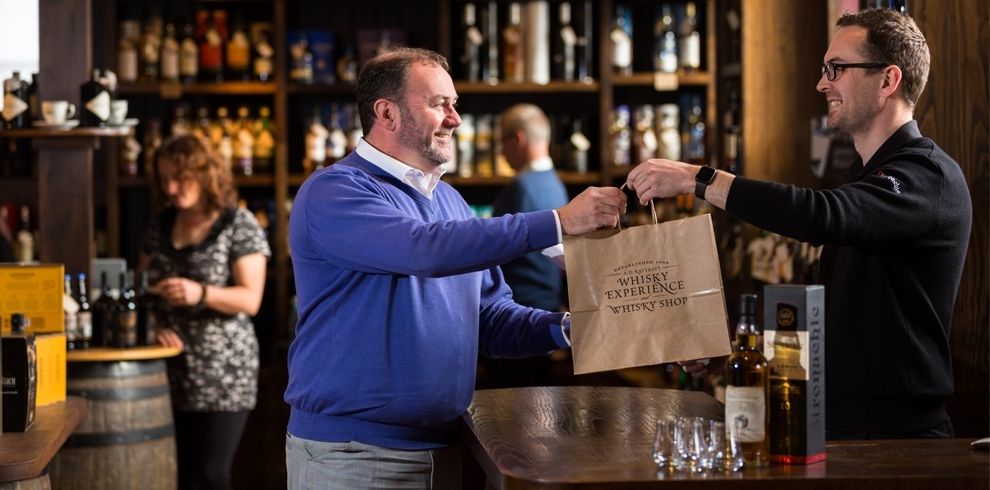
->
xmin=68 ymin=360 xmax=166 ymax=378
xmin=64 ymin=424 xmax=175 ymax=447
xmin=66 ymin=384 xmax=170 ymax=400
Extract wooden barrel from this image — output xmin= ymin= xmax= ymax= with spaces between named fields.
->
xmin=49 ymin=359 xmax=176 ymax=490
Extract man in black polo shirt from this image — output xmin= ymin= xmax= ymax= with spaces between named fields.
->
xmin=625 ymin=8 xmax=972 ymax=439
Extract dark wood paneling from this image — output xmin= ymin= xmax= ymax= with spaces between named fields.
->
xmin=913 ymin=0 xmax=990 ymax=438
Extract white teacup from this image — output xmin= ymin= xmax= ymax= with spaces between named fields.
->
xmin=109 ymin=99 xmax=128 ymax=126
xmin=41 ymin=100 xmax=76 ymax=125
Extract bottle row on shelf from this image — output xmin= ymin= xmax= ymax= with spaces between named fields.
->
xmin=609 ymin=95 xmax=706 ymax=168
xmin=117 ymin=8 xmax=274 ymax=85
xmin=124 ymin=103 xmax=277 ymax=178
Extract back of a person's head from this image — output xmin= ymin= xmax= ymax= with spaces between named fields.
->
xmin=837 ymin=8 xmax=930 ymax=107
xmin=355 ymin=47 xmax=449 ymax=133
xmin=153 ymin=134 xmax=237 ymax=212
xmin=500 ymin=103 xmax=551 ymax=145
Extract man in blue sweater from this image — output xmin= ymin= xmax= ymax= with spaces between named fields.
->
xmin=626 ymin=9 xmax=971 ymax=439
xmin=483 ymin=104 xmax=571 ymax=389
xmin=285 ymin=47 xmax=626 ymax=489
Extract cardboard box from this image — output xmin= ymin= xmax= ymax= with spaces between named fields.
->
xmin=34 ymin=333 xmax=65 ymax=406
xmin=2 ymin=333 xmax=36 ymax=432
xmin=0 ymin=263 xmax=65 ymax=335
xmin=764 ymin=284 xmax=825 ymax=464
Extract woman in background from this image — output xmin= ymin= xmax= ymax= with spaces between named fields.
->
xmin=139 ymin=135 xmax=270 ymax=490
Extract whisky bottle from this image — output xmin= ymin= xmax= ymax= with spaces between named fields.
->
xmin=303 ymin=107 xmax=328 ymax=174
xmin=115 ymin=271 xmax=137 ymax=348
xmin=80 ymin=68 xmax=111 ymax=127
xmin=723 ymin=85 xmax=741 ymax=174
xmin=576 ymin=1 xmax=593 ymax=83
xmin=139 ymin=14 xmax=163 ymax=83
xmin=553 ymin=2 xmax=577 ymax=82
xmin=633 ymin=105 xmax=658 ymax=162
xmin=684 ymin=95 xmax=706 ymax=163
xmin=327 ymin=103 xmax=347 ymax=163
xmin=610 ymin=5 xmax=632 ymax=76
xmin=160 ymin=22 xmax=180 ymax=82
xmin=680 ymin=2 xmax=701 ymax=72
xmin=135 ymin=271 xmax=159 ymax=346
xmin=569 ymin=118 xmax=590 ymax=174
xmin=198 ymin=11 xmax=225 ymax=83
xmin=143 ymin=118 xmax=163 ymax=177
xmin=64 ymin=274 xmax=79 ymax=351
xmin=461 ymin=3 xmax=483 ymax=82
xmin=656 ymin=103 xmax=681 ymax=160
xmin=502 ymin=3 xmax=524 ymax=83
xmin=91 ymin=271 xmax=117 ymax=347
xmin=482 ymin=1 xmax=499 ymax=84
xmin=234 ymin=105 xmax=255 ymax=176
xmin=2 ymin=71 xmax=29 ymax=129
xmin=654 ymin=5 xmax=678 ymax=74
xmin=226 ymin=16 xmax=251 ymax=81
xmin=13 ymin=205 xmax=34 ymax=262
xmin=117 ymin=20 xmax=140 ymax=83
xmin=768 ymin=303 xmax=808 ymax=462
xmin=75 ymin=272 xmax=92 ymax=350
xmin=253 ymin=106 xmax=275 ymax=173
xmin=179 ymin=22 xmax=199 ymax=84
xmin=609 ymin=105 xmax=632 ymax=166
xmin=725 ymin=293 xmax=770 ymax=468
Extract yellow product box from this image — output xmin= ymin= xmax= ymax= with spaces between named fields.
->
xmin=34 ymin=332 xmax=66 ymax=406
xmin=0 ymin=263 xmax=65 ymax=335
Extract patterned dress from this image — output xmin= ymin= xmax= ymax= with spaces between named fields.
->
xmin=142 ymin=207 xmax=271 ymax=412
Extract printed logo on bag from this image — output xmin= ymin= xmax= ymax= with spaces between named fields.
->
xmin=603 ymin=260 xmax=687 ymax=314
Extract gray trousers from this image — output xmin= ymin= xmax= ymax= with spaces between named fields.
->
xmin=286 ymin=432 xmax=463 ymax=490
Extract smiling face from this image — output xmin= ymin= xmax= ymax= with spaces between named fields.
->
xmin=816 ymin=26 xmax=886 ymax=137
xmin=394 ymin=62 xmax=461 ymax=168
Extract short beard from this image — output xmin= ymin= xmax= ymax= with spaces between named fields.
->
xmin=397 ymin=105 xmax=451 ymax=166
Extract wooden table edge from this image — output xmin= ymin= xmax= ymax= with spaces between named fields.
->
xmin=0 ymin=396 xmax=86 ymax=482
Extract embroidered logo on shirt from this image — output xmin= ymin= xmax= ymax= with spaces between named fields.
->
xmin=873 ymin=170 xmax=902 ymax=194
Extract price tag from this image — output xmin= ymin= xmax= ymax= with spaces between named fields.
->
xmin=653 ymin=72 xmax=679 ymax=92
xmin=159 ymin=82 xmax=183 ymax=99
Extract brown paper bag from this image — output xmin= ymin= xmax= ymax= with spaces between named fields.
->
xmin=564 ymin=213 xmax=732 ymax=374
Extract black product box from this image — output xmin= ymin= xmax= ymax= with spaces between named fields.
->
xmin=764 ymin=284 xmax=825 ymax=464
xmin=2 ymin=333 xmax=36 ymax=432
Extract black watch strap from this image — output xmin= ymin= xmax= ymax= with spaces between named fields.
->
xmin=694 ymin=166 xmax=717 ymax=200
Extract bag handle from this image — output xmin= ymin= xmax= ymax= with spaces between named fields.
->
xmin=618 ymin=183 xmax=658 ymax=228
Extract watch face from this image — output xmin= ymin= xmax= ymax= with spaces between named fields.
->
xmin=696 ymin=166 xmax=717 ymax=184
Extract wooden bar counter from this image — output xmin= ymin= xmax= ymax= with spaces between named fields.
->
xmin=0 ymin=397 xmax=86 ymax=486
xmin=462 ymin=386 xmax=990 ymax=489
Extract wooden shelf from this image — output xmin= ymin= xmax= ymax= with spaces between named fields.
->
xmin=453 ymin=80 xmax=600 ymax=94
xmin=612 ymin=71 xmax=713 ymax=88
xmin=287 ymin=83 xmax=357 ymax=95
xmin=117 ymin=81 xmax=277 ymax=98
xmin=0 ymin=126 xmax=133 ymax=139
xmin=0 ymin=397 xmax=86 ymax=483
xmin=236 ymin=174 xmax=276 ymax=187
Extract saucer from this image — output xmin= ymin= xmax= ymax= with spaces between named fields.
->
xmin=32 ymin=119 xmax=80 ymax=130
xmin=111 ymin=118 xmax=139 ymax=127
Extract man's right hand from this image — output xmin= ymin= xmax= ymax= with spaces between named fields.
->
xmin=557 ymin=187 xmax=627 ymax=236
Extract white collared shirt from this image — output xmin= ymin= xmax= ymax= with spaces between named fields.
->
xmin=355 ymin=138 xmax=563 ymax=243
xmin=355 ymin=138 xmax=446 ymax=200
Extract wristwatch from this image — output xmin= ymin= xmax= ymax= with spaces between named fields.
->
xmin=694 ymin=165 xmax=717 ymax=200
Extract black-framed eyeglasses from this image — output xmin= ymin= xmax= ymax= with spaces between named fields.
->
xmin=821 ymin=62 xmax=889 ymax=81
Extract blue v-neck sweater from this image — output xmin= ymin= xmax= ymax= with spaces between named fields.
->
xmin=286 ymin=153 xmax=566 ymax=449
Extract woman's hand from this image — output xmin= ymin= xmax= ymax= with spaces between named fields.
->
xmin=156 ymin=327 xmax=184 ymax=350
xmin=153 ymin=277 xmax=204 ymax=307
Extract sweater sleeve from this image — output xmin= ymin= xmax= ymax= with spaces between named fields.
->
xmin=476 ymin=265 xmax=563 ymax=359
xmin=295 ymin=170 xmax=559 ymax=277
xmin=725 ymin=155 xmax=942 ymax=248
